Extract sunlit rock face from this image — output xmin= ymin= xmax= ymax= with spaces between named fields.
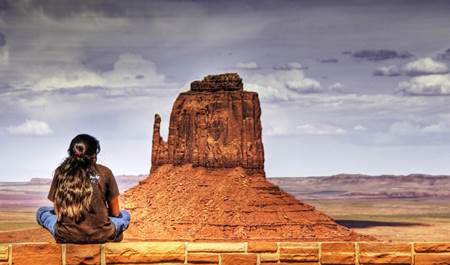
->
xmin=123 ymin=73 xmax=373 ymax=242
xmin=151 ymin=73 xmax=264 ymax=175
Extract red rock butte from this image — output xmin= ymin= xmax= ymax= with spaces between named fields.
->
xmin=123 ymin=73 xmax=372 ymax=241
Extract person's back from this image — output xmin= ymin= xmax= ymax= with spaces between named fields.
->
xmin=36 ymin=134 xmax=130 ymax=243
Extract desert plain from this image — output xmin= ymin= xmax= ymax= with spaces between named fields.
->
xmin=1 ymin=173 xmax=449 ymax=242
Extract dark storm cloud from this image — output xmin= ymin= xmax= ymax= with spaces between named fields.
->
xmin=0 ymin=83 xmax=13 ymax=94
xmin=6 ymin=0 xmax=127 ymax=18
xmin=437 ymin=49 xmax=450 ymax=61
xmin=4 ymin=0 xmax=208 ymax=20
xmin=0 ymin=32 xmax=5 ymax=47
xmin=9 ymin=0 xmax=446 ymax=20
xmin=349 ymin=49 xmax=413 ymax=61
xmin=318 ymin=58 xmax=339 ymax=63
xmin=81 ymin=51 xmax=119 ymax=72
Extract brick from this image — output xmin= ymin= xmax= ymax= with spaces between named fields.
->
xmin=281 ymin=247 xmax=318 ymax=255
xmin=359 ymin=253 xmax=412 ymax=264
xmin=359 ymin=242 xmax=411 ymax=253
xmin=187 ymin=253 xmax=219 ymax=263
xmin=111 ymin=263 xmax=185 ymax=265
xmin=260 ymin=262 xmax=320 ymax=265
xmin=279 ymin=242 xmax=319 ymax=259
xmin=66 ymin=244 xmax=101 ymax=265
xmin=12 ymin=243 xmax=61 ymax=265
xmin=415 ymin=243 xmax=450 ymax=253
xmin=186 ymin=242 xmax=245 ymax=253
xmin=280 ymin=253 xmax=319 ymax=262
xmin=322 ymin=242 xmax=355 ymax=253
xmin=137 ymin=263 xmax=184 ymax=265
xmin=187 ymin=263 xmax=217 ymax=265
xmin=259 ymin=253 xmax=279 ymax=262
xmin=321 ymin=253 xmax=355 ymax=265
xmin=247 ymin=242 xmax=277 ymax=252
xmin=279 ymin=242 xmax=318 ymax=248
xmin=221 ymin=253 xmax=257 ymax=265
xmin=105 ymin=242 xmax=185 ymax=264
xmin=415 ymin=254 xmax=450 ymax=265
xmin=279 ymin=242 xmax=319 ymax=262
xmin=0 ymin=245 xmax=7 ymax=261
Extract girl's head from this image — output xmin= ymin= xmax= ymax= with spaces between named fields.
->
xmin=54 ymin=134 xmax=101 ymax=222
xmin=68 ymin=134 xmax=101 ymax=162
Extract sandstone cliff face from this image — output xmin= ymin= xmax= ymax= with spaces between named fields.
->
xmin=151 ymin=73 xmax=264 ymax=174
xmin=124 ymin=73 xmax=372 ymax=241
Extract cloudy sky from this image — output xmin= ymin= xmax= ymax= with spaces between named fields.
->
xmin=2 ymin=0 xmax=450 ymax=181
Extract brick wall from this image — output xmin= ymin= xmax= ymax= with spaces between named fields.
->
xmin=2 ymin=241 xmax=450 ymax=265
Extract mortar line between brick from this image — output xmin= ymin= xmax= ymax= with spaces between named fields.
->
xmin=100 ymin=244 xmax=106 ymax=265
xmin=245 ymin=242 xmax=248 ymax=253
xmin=318 ymin=242 xmax=322 ymax=265
xmin=7 ymin=244 xmax=11 ymax=265
xmin=277 ymin=242 xmax=280 ymax=264
xmin=355 ymin=242 xmax=360 ymax=265
xmin=184 ymin=242 xmax=188 ymax=264
xmin=61 ymin=244 xmax=66 ymax=265
xmin=256 ymin=253 xmax=261 ymax=265
xmin=411 ymin=242 xmax=415 ymax=265
xmin=218 ymin=253 xmax=222 ymax=265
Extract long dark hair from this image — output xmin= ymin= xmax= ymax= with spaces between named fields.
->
xmin=54 ymin=134 xmax=101 ymax=222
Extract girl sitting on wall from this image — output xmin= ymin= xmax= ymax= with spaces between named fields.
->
xmin=36 ymin=134 xmax=130 ymax=243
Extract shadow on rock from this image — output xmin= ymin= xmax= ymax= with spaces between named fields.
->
xmin=337 ymin=220 xmax=429 ymax=228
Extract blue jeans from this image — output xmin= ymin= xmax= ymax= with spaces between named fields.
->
xmin=110 ymin=210 xmax=131 ymax=240
xmin=36 ymin=206 xmax=57 ymax=236
xmin=36 ymin=207 xmax=131 ymax=241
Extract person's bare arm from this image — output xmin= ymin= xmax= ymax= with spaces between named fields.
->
xmin=108 ymin=196 xmax=121 ymax=217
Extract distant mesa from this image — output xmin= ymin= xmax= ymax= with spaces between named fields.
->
xmin=29 ymin=178 xmax=52 ymax=185
xmin=123 ymin=73 xmax=372 ymax=241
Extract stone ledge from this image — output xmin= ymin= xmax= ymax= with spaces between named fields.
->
xmin=3 ymin=241 xmax=450 ymax=265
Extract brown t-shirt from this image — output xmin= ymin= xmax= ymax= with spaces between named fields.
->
xmin=47 ymin=164 xmax=120 ymax=243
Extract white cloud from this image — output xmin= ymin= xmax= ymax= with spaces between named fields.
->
xmin=353 ymin=125 xmax=368 ymax=131
xmin=243 ymin=69 xmax=322 ymax=101
xmin=328 ymin=82 xmax=345 ymax=92
xmin=236 ymin=61 xmax=259 ymax=70
xmin=7 ymin=120 xmax=53 ymax=136
xmin=399 ymin=74 xmax=450 ymax=96
xmin=33 ymin=71 xmax=105 ymax=91
xmin=102 ymin=53 xmax=176 ymax=94
xmin=389 ymin=120 xmax=450 ymax=136
xmin=273 ymin=62 xmax=306 ymax=71
xmin=285 ymin=78 xmax=321 ymax=93
xmin=17 ymin=53 xmax=177 ymax=96
xmin=404 ymin=57 xmax=448 ymax=76
xmin=373 ymin=65 xmax=401 ymax=76
xmin=296 ymin=123 xmax=347 ymax=135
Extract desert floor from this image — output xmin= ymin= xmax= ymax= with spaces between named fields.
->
xmin=1 ymin=198 xmax=449 ymax=243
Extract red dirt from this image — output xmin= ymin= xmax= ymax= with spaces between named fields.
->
xmin=122 ymin=164 xmax=373 ymax=241
xmin=0 ymin=228 xmax=54 ymax=243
